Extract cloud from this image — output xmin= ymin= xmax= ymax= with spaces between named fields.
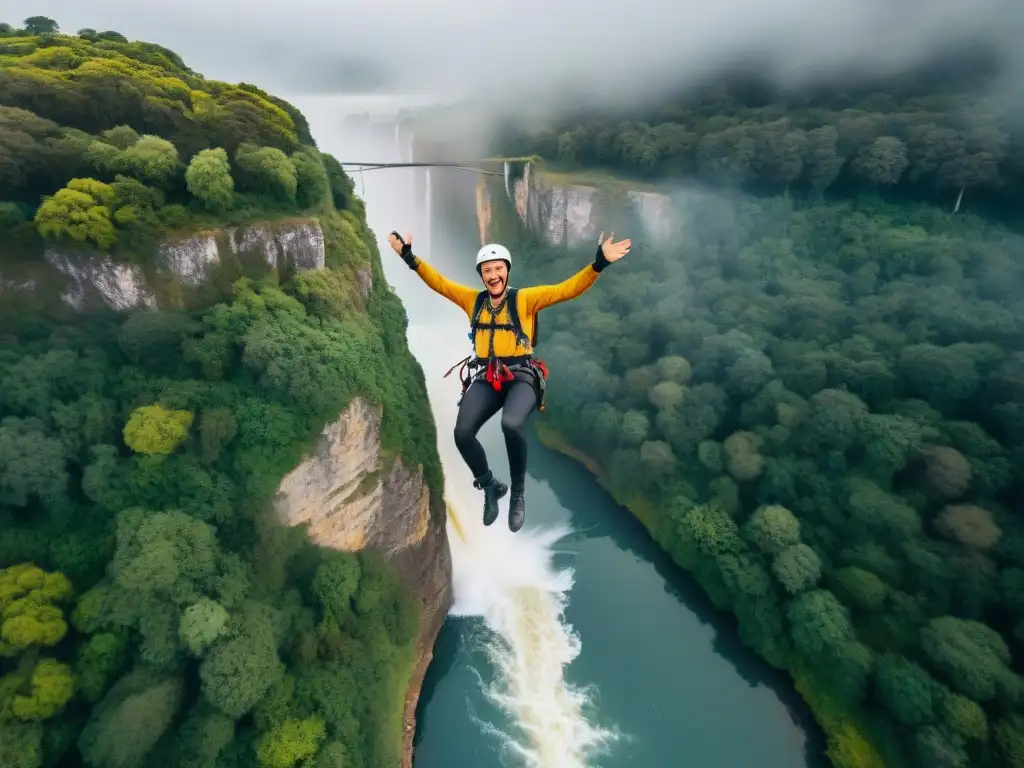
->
xmin=4 ymin=0 xmax=1022 ymax=111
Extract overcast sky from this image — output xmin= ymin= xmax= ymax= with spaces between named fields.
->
xmin=4 ymin=0 xmax=1022 ymax=109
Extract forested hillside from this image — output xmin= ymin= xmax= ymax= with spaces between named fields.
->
xmin=0 ymin=15 xmax=359 ymax=256
xmin=496 ymin=76 xmax=1024 ymax=219
xmin=490 ymin=79 xmax=1024 ymax=768
xmin=0 ymin=17 xmax=442 ymax=768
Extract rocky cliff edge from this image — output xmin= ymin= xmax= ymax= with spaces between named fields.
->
xmin=274 ymin=397 xmax=452 ymax=768
xmin=1 ymin=217 xmax=330 ymax=314
xmin=511 ymin=164 xmax=684 ymax=248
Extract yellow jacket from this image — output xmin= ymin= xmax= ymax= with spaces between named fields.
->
xmin=410 ymin=258 xmax=602 ymax=359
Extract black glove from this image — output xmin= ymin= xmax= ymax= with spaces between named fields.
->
xmin=391 ymin=231 xmax=418 ymax=270
xmin=592 ymin=243 xmax=611 ymax=273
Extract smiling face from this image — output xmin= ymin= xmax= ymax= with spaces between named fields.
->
xmin=478 ymin=259 xmax=509 ymax=297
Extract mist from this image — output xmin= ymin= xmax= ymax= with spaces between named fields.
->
xmin=5 ymin=0 xmax=1022 ymax=115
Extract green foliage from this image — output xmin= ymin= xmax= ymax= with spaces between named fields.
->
xmin=0 ymin=259 xmax=436 ymax=767
xmin=920 ymin=616 xmax=1015 ymax=703
xmin=320 ymin=153 xmax=356 ymax=211
xmin=122 ymin=404 xmax=193 ymax=455
xmin=292 ymin=147 xmax=331 ymax=209
xmin=0 ymin=28 xmax=359 ymax=257
xmin=23 ymin=17 xmax=58 ymax=35
xmin=0 ymin=564 xmax=76 ymax=765
xmin=199 ymin=607 xmax=284 ymax=718
xmin=185 ymin=147 xmax=235 ymax=212
xmin=0 ymin=563 xmax=72 ymax=657
xmin=10 ymin=658 xmax=75 ymax=720
xmin=772 ymin=543 xmax=822 ymax=595
xmin=34 ymin=177 xmax=118 ymax=248
xmin=179 ymin=598 xmax=230 ymax=656
xmin=255 ymin=716 xmax=327 ymax=768
xmin=77 ymin=670 xmax=184 ymax=768
xmin=0 ymin=25 xmax=437 ymax=767
xmin=89 ymin=134 xmax=180 ymax=186
xmin=74 ymin=632 xmax=128 ymax=703
xmin=506 ymin=109 xmax=1024 ymax=766
xmin=235 ymin=142 xmax=297 ymax=201
xmin=873 ymin=652 xmax=939 ymax=727
xmin=744 ymin=504 xmax=801 ymax=554
xmin=496 ymin=81 xmax=1024 ymax=212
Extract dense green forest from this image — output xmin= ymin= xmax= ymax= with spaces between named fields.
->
xmin=488 ymin=81 xmax=1024 ymax=768
xmin=495 ymin=76 xmax=1024 ymax=220
xmin=0 ymin=15 xmax=361 ymax=257
xmin=0 ymin=17 xmax=443 ymax=768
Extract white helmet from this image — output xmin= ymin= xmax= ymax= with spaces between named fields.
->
xmin=475 ymin=243 xmax=511 ymax=273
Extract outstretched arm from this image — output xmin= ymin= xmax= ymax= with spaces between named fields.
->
xmin=389 ymin=232 xmax=477 ymax=314
xmin=520 ymin=233 xmax=631 ymax=314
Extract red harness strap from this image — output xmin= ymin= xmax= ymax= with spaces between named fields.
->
xmin=444 ymin=355 xmax=549 ymax=410
xmin=485 ymin=359 xmax=515 ymax=391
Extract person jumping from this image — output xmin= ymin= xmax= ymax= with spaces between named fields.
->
xmin=387 ymin=230 xmax=631 ymax=532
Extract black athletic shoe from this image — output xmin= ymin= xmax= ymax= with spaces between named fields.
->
xmin=473 ymin=472 xmax=508 ymax=526
xmin=508 ymin=487 xmax=526 ymax=532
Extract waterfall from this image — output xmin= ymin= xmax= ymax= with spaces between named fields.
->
xmin=425 ymin=167 xmax=433 ymax=256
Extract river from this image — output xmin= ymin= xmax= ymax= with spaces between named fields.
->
xmin=293 ymin=94 xmax=826 ymax=768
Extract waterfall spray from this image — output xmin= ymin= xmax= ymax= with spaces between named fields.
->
xmin=476 ymin=178 xmax=492 ymax=246
xmin=425 ymin=167 xmax=433 ymax=256
xmin=504 ymin=161 xmax=513 ymax=203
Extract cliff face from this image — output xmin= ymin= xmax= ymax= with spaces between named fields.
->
xmin=274 ymin=397 xmax=452 ymax=767
xmin=507 ymin=165 xmax=683 ymax=248
xmin=0 ymin=218 xmax=327 ymax=314
xmin=274 ymin=396 xmax=448 ymax=604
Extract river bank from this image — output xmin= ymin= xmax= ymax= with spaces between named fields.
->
xmin=533 ymin=421 xmax=656 ymax=529
xmin=402 ymin=641 xmax=436 ymax=768
xmin=533 ymin=420 xmax=881 ymax=768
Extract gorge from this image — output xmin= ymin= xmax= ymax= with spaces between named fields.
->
xmin=294 ymin=94 xmax=824 ymax=768
xmin=410 ymin=82 xmax=1024 ymax=768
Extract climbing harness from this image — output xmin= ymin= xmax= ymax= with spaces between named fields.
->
xmin=442 ymin=287 xmax=549 ymax=412
xmin=393 ymin=229 xmax=550 ymax=412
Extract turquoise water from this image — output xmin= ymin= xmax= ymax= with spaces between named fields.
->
xmin=412 ymin=424 xmax=823 ymax=768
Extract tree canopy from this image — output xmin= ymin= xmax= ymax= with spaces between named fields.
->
xmin=0 ymin=19 xmax=356 ymax=259
xmin=491 ymin=86 xmax=1024 ymax=767
xmin=0 ymin=16 xmax=441 ymax=768
xmin=495 ymin=77 xmax=1024 ymax=219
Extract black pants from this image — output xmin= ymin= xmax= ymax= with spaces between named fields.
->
xmin=453 ymin=374 xmax=538 ymax=490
